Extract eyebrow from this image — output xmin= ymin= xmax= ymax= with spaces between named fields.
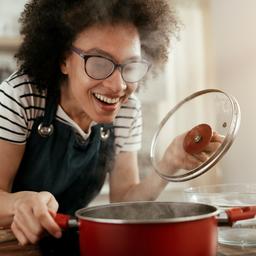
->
xmin=81 ymin=47 xmax=143 ymax=63
xmin=85 ymin=48 xmax=113 ymax=58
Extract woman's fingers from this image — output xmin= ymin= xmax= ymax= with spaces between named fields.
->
xmin=13 ymin=204 xmax=43 ymax=243
xmin=34 ymin=192 xmax=62 ymax=238
xmin=162 ymin=131 xmax=224 ymax=175
xmin=44 ymin=191 xmax=59 ymax=212
xmin=12 ymin=212 xmax=40 ymax=244
xmin=211 ymin=132 xmax=225 ymax=143
xmin=34 ymin=209 xmax=62 ymax=238
xmin=182 ymin=153 xmax=203 ymax=170
xmin=191 ymin=133 xmax=224 ymax=163
xmin=193 ymin=152 xmax=208 ymax=162
xmin=11 ymin=220 xmax=28 ymax=246
xmin=203 ymin=141 xmax=221 ymax=153
xmin=11 ymin=191 xmax=62 ymax=245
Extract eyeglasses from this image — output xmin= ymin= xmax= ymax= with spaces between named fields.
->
xmin=71 ymin=46 xmax=151 ymax=83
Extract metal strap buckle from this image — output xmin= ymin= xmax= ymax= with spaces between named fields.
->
xmin=100 ymin=127 xmax=110 ymax=141
xmin=37 ymin=123 xmax=54 ymax=137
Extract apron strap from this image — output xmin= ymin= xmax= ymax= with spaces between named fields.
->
xmin=37 ymin=90 xmax=59 ymax=137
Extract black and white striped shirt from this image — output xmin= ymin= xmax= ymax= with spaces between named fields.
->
xmin=0 ymin=72 xmax=142 ymax=154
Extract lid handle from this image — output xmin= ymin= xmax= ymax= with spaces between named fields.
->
xmin=183 ymin=123 xmax=213 ymax=154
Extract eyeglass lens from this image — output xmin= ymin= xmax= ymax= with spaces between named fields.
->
xmin=85 ymin=56 xmax=149 ymax=83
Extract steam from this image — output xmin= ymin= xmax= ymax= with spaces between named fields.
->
xmin=80 ymin=202 xmax=216 ymax=221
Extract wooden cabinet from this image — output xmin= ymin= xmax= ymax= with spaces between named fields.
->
xmin=0 ymin=36 xmax=22 ymax=51
xmin=0 ymin=36 xmax=21 ymax=82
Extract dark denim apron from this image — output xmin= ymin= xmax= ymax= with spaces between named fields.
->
xmin=11 ymin=92 xmax=115 ymax=255
xmin=12 ymin=92 xmax=115 ymax=213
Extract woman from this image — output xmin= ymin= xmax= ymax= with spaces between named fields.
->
xmin=0 ymin=0 xmax=220 ymax=249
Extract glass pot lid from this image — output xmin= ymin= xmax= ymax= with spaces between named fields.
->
xmin=150 ymin=89 xmax=241 ymax=182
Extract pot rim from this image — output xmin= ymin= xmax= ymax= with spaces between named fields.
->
xmin=75 ymin=201 xmax=219 ymax=224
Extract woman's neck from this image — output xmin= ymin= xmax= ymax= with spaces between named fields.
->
xmin=59 ymin=85 xmax=92 ymax=132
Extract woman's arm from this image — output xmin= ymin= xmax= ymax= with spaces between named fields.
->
xmin=0 ymin=140 xmax=26 ymax=224
xmin=0 ymin=140 xmax=61 ymax=245
xmin=109 ymin=151 xmax=168 ymax=202
xmin=109 ymin=132 xmax=223 ymax=202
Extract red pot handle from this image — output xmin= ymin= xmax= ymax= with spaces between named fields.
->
xmin=183 ymin=123 xmax=213 ymax=154
xmin=54 ymin=213 xmax=72 ymax=229
xmin=226 ymin=206 xmax=256 ymax=224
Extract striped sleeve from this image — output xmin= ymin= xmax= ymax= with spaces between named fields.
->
xmin=0 ymin=80 xmax=28 ymax=143
xmin=0 ymin=73 xmax=46 ymax=144
xmin=114 ymin=94 xmax=142 ymax=154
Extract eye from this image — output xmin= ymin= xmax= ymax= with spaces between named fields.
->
xmin=86 ymin=57 xmax=115 ymax=78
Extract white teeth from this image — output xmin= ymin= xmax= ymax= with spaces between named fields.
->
xmin=94 ymin=93 xmax=119 ymax=104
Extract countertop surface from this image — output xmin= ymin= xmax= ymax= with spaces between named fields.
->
xmin=218 ymin=244 xmax=256 ymax=256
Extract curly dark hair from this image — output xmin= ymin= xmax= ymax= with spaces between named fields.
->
xmin=15 ymin=0 xmax=179 ymax=91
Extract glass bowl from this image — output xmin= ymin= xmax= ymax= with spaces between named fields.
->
xmin=218 ymin=227 xmax=256 ymax=247
xmin=184 ymin=183 xmax=256 ymax=208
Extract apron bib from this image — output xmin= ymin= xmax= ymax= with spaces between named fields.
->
xmin=12 ymin=92 xmax=115 ymax=215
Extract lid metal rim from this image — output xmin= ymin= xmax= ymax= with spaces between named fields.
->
xmin=150 ymin=89 xmax=241 ymax=182
xmin=75 ymin=201 xmax=219 ymax=224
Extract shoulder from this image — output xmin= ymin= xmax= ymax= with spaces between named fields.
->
xmin=0 ymin=71 xmax=46 ymax=141
xmin=114 ymin=94 xmax=142 ymax=153
xmin=114 ymin=94 xmax=141 ymax=129
xmin=3 ymin=71 xmax=44 ymax=97
xmin=1 ymin=71 xmax=46 ymax=108
xmin=116 ymin=94 xmax=141 ymax=120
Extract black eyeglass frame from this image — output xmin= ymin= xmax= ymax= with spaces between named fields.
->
xmin=71 ymin=46 xmax=151 ymax=83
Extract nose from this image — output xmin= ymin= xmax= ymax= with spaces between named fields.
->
xmin=103 ymin=68 xmax=127 ymax=92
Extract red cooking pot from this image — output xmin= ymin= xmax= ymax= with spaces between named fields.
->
xmin=55 ymin=201 xmax=218 ymax=256
xmin=55 ymin=201 xmax=256 ymax=256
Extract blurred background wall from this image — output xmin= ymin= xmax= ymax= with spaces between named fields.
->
xmin=0 ymin=0 xmax=24 ymax=80
xmin=209 ymin=0 xmax=256 ymax=184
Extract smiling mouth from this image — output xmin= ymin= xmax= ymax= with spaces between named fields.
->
xmin=93 ymin=93 xmax=120 ymax=104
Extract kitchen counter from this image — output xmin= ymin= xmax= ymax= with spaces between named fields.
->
xmin=218 ymin=244 xmax=256 ymax=256
xmin=0 ymin=228 xmax=41 ymax=256
xmin=0 ymin=241 xmax=42 ymax=256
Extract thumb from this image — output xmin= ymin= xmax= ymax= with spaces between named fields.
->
xmin=39 ymin=191 xmax=59 ymax=212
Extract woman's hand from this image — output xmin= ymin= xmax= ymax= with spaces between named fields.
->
xmin=159 ymin=131 xmax=223 ymax=176
xmin=11 ymin=191 xmax=62 ymax=245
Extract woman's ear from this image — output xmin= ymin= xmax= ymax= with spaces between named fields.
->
xmin=60 ymin=51 xmax=71 ymax=75
xmin=60 ymin=59 xmax=68 ymax=75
